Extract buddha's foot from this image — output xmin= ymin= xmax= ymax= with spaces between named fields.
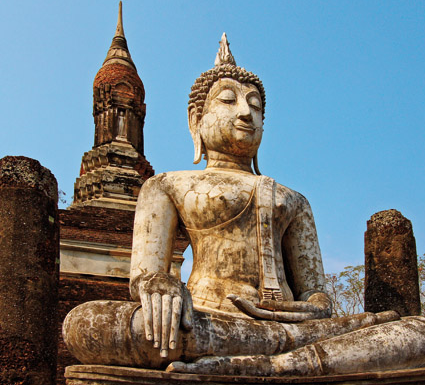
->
xmin=166 ymin=355 xmax=276 ymax=376
xmin=166 ymin=317 xmax=425 ymax=377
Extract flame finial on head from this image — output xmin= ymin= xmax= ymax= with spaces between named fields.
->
xmin=214 ymin=33 xmax=236 ymax=67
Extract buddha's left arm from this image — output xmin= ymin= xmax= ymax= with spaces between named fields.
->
xmin=281 ymin=195 xmax=332 ymax=316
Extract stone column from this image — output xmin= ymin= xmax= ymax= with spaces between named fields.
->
xmin=0 ymin=156 xmax=59 ymax=385
xmin=364 ymin=209 xmax=420 ymax=316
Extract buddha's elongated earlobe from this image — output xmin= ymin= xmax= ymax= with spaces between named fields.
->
xmin=253 ymin=152 xmax=261 ymax=175
xmin=192 ymin=131 xmax=203 ymax=164
xmin=188 ymin=108 xmax=203 ymax=164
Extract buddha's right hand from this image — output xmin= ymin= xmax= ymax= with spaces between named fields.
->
xmin=139 ymin=272 xmax=193 ymax=358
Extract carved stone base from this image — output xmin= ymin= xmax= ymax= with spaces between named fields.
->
xmin=65 ymin=365 xmax=425 ymax=385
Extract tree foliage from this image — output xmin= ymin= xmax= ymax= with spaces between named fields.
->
xmin=59 ymin=189 xmax=67 ymax=205
xmin=418 ymin=254 xmax=425 ymax=314
xmin=325 ymin=265 xmax=364 ymax=317
xmin=325 ymin=254 xmax=425 ymax=317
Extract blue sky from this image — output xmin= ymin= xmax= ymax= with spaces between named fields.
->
xmin=1 ymin=1 xmax=424 ymax=278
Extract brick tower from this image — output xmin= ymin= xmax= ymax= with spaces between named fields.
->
xmin=72 ymin=1 xmax=153 ymax=210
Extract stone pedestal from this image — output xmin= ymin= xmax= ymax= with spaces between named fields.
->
xmin=0 ymin=156 xmax=59 ymax=385
xmin=65 ymin=365 xmax=425 ymax=385
xmin=364 ymin=209 xmax=420 ymax=316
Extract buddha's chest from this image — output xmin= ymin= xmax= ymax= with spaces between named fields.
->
xmin=174 ymin=173 xmax=257 ymax=230
xmin=171 ymin=172 xmax=295 ymax=232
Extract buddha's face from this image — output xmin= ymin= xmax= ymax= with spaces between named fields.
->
xmin=190 ymin=78 xmax=264 ymax=159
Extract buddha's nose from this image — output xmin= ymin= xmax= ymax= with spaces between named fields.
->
xmin=237 ymin=99 xmax=252 ymax=121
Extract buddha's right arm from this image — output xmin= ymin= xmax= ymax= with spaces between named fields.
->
xmin=129 ymin=176 xmax=193 ymax=357
xmin=130 ymin=176 xmax=178 ymax=293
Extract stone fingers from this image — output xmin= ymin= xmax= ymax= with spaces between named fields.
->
xmin=137 ymin=273 xmax=187 ymax=357
xmin=181 ymin=284 xmax=194 ymax=331
xmin=169 ymin=296 xmax=183 ymax=350
xmin=161 ymin=294 xmax=173 ymax=357
xmin=227 ymin=294 xmax=274 ymax=320
xmin=151 ymin=292 xmax=162 ymax=348
xmin=141 ymin=292 xmax=153 ymax=341
xmin=142 ymin=291 xmax=183 ymax=357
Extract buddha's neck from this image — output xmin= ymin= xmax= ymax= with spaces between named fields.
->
xmin=206 ymin=150 xmax=253 ymax=173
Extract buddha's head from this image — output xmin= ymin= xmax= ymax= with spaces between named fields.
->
xmin=188 ymin=33 xmax=266 ymax=174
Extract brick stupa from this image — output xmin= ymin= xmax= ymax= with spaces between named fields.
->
xmin=72 ymin=2 xmax=153 ymax=210
xmin=57 ymin=4 xmax=189 ymax=384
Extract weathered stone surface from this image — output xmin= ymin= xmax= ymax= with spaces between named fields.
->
xmin=127 ymin=33 xmax=331 ymax=362
xmin=65 ymin=364 xmax=425 ymax=385
xmin=0 ymin=156 xmax=59 ymax=385
xmin=63 ymin=34 xmax=425 ymax=378
xmin=57 ymin=275 xmax=132 ymax=385
xmin=65 ymin=303 xmax=394 ymax=370
xmin=364 ymin=209 xmax=420 ymax=316
xmin=169 ymin=315 xmax=425 ymax=377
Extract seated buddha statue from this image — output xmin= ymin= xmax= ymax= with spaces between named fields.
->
xmin=63 ymin=33 xmax=425 ymax=377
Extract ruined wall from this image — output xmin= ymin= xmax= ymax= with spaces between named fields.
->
xmin=364 ymin=209 xmax=421 ymax=316
xmin=60 ymin=206 xmax=134 ymax=246
xmin=0 ymin=156 xmax=59 ymax=385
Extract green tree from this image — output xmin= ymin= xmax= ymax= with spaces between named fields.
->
xmin=325 ymin=265 xmax=364 ymax=317
xmin=326 ymin=255 xmax=425 ymax=317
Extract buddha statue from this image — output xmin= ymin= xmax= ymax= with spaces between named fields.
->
xmin=63 ymin=33 xmax=425 ymax=377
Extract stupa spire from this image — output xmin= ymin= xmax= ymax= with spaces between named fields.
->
xmin=214 ymin=32 xmax=236 ymax=67
xmin=115 ymin=1 xmax=125 ymax=38
xmin=102 ymin=1 xmax=136 ymax=70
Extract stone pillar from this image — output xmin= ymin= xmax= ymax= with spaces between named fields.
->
xmin=0 ymin=156 xmax=59 ymax=385
xmin=364 ymin=209 xmax=421 ymax=316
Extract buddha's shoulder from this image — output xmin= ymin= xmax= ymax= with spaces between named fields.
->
xmin=274 ymin=180 xmax=310 ymax=209
xmin=144 ymin=170 xmax=211 ymax=187
xmin=145 ymin=169 xmax=257 ymax=189
xmin=142 ymin=170 xmax=216 ymax=197
xmin=145 ymin=172 xmax=310 ymax=207
xmin=142 ymin=170 xmax=260 ymax=206
xmin=274 ymin=180 xmax=304 ymax=198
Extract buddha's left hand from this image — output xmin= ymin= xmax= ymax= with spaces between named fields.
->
xmin=227 ymin=292 xmax=332 ymax=322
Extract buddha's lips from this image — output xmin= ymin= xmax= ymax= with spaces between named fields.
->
xmin=233 ymin=123 xmax=256 ymax=132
